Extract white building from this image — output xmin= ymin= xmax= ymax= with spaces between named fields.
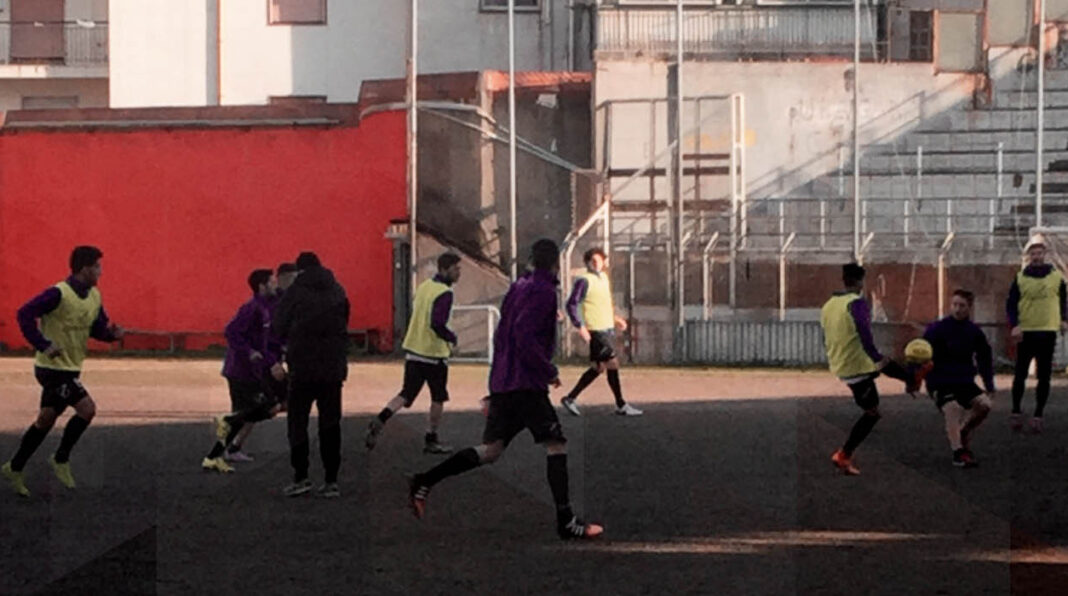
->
xmin=0 ymin=0 xmax=108 ymax=110
xmin=109 ymin=0 xmax=582 ymax=108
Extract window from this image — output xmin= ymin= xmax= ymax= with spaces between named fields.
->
xmin=269 ymin=0 xmax=326 ymax=25
xmin=21 ymin=96 xmax=79 ymax=110
xmin=908 ymin=11 xmax=933 ymax=62
xmin=10 ymin=0 xmax=64 ymax=63
xmin=480 ymin=0 xmax=539 ymax=11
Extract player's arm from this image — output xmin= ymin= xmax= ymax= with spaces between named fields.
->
xmin=565 ymin=278 xmax=591 ymax=342
xmin=16 ymin=286 xmax=62 ymax=355
xmin=430 ymin=292 xmax=458 ymax=345
xmin=89 ymin=305 xmax=123 ymax=342
xmin=848 ymin=298 xmax=884 ymax=365
xmin=1006 ymin=279 xmax=1022 ymax=337
xmin=1060 ymin=278 xmax=1067 ymax=332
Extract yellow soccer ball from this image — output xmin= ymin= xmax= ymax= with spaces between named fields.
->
xmin=904 ymin=338 xmax=933 ymax=364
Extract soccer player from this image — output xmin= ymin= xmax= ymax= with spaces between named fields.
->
xmin=201 ymin=269 xmax=287 ymax=473
xmin=559 ymin=247 xmax=643 ymax=417
xmin=365 ymin=253 xmax=461 ymax=454
xmin=273 ymin=252 xmax=350 ymax=498
xmin=820 ymin=263 xmax=925 ymax=476
xmin=922 ymin=290 xmax=995 ymax=467
xmin=224 ymin=263 xmax=295 ymax=460
xmin=1006 ymin=234 xmax=1066 ymax=434
xmin=407 ymin=239 xmax=604 ymax=540
xmin=2 ymin=246 xmax=124 ymax=497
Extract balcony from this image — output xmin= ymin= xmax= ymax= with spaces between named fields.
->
xmin=597 ymin=7 xmax=881 ymax=60
xmin=0 ymin=22 xmax=108 ymax=69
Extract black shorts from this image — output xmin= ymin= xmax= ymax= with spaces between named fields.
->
xmin=847 ymin=375 xmax=880 ymax=410
xmin=227 ymin=378 xmax=272 ymax=413
xmin=36 ymin=367 xmax=89 ymax=413
xmin=589 ymin=330 xmax=617 ymax=363
xmin=482 ymin=390 xmax=566 ymax=447
xmin=931 ymin=383 xmax=983 ymax=410
xmin=399 ymin=359 xmax=449 ymax=406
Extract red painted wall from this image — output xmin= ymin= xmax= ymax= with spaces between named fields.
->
xmin=0 ymin=111 xmax=406 ymax=352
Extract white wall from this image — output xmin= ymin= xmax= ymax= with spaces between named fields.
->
xmin=109 ymin=0 xmax=571 ymax=108
xmin=109 ymin=0 xmax=213 ymax=107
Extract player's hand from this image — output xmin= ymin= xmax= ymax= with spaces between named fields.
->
xmin=109 ymin=324 xmax=125 ymax=339
xmin=578 ymin=327 xmax=592 ymax=343
xmin=249 ymin=350 xmax=264 ymax=363
xmin=270 ymin=362 xmax=286 ymax=381
xmin=43 ymin=344 xmax=62 ymax=359
xmin=549 ymin=377 xmax=562 ymax=389
xmin=1011 ymin=326 xmax=1023 ymax=340
xmin=615 ymin=316 xmax=628 ymax=332
xmin=557 ymin=310 xmax=565 ymax=322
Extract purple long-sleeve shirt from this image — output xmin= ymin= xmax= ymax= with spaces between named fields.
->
xmin=489 ymin=269 xmax=560 ymax=394
xmin=17 ymin=276 xmax=116 ymax=352
xmin=430 ymin=274 xmax=458 ymax=345
xmin=1006 ymin=264 xmax=1068 ymax=327
xmin=922 ymin=316 xmax=995 ymax=392
xmin=845 ymin=295 xmax=883 ymax=363
xmin=222 ymin=294 xmax=278 ymax=382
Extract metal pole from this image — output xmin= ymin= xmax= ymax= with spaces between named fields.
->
xmin=1038 ymin=0 xmax=1046 ymax=228
xmin=407 ymin=0 xmax=419 ymax=294
xmin=567 ymin=0 xmax=575 ymax=71
xmin=779 ymin=233 xmax=796 ymax=322
xmin=729 ymin=94 xmax=741 ymax=309
xmin=676 ymin=0 xmax=685 ymax=344
xmin=852 ymin=0 xmax=861 ymax=262
xmin=702 ymin=232 xmax=719 ymax=321
xmin=509 ymin=0 xmax=518 ymax=280
xmin=993 ymin=141 xmax=1003 ymax=249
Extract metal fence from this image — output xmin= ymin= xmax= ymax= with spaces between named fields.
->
xmin=597 ymin=7 xmax=877 ymax=57
xmin=679 ymin=319 xmax=1068 ymax=369
xmin=0 ymin=22 xmax=108 ymax=66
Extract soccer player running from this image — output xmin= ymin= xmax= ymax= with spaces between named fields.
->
xmin=201 ymin=269 xmax=287 ymax=473
xmin=922 ymin=290 xmax=995 ymax=468
xmin=560 ymin=248 xmax=643 ymax=417
xmin=821 ymin=263 xmax=925 ymax=476
xmin=273 ymin=252 xmax=350 ymax=498
xmin=365 ymin=253 xmax=461 ymax=454
xmin=224 ymin=262 xmax=296 ymax=459
xmin=2 ymin=246 xmax=124 ymax=497
xmin=407 ymin=239 xmax=604 ymax=540
xmin=1006 ymin=234 xmax=1066 ymax=434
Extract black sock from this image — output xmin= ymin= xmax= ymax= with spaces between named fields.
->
xmin=54 ymin=416 xmax=91 ymax=464
xmin=567 ymin=368 xmax=601 ymax=401
xmin=419 ymin=447 xmax=481 ymax=487
xmin=377 ymin=408 xmax=394 ymax=424
xmin=843 ymin=413 xmax=881 ymax=456
xmin=11 ymin=424 xmax=49 ymax=471
xmin=547 ymin=454 xmax=573 ymax=524
xmin=425 ymin=432 xmax=438 ymax=444
xmin=208 ymin=441 xmax=226 ymax=459
xmin=606 ymin=370 xmax=625 ymax=408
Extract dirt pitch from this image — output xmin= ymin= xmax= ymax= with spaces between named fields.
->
xmin=1 ymin=358 xmax=1067 ymax=595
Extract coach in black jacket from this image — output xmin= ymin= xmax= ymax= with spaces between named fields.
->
xmin=273 ymin=251 xmax=350 ymax=498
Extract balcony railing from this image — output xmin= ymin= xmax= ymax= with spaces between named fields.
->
xmin=597 ymin=7 xmax=879 ymax=58
xmin=0 ymin=22 xmax=108 ymax=66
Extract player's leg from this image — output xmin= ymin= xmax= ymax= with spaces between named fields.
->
xmin=1030 ymin=332 xmax=1056 ymax=432
xmin=423 ymin=362 xmax=453 ymax=454
xmin=313 ymin=381 xmax=343 ymax=497
xmin=833 ymin=378 xmax=881 ymax=475
xmin=960 ymin=390 xmax=991 ymax=459
xmin=937 ymin=392 xmax=971 ymax=467
xmin=525 ymin=391 xmax=603 ymax=539
xmin=408 ymin=392 xmax=522 ymax=518
xmin=605 ymin=344 xmax=642 ymax=416
xmin=284 ymin=379 xmax=315 ymax=496
xmin=226 ymin=424 xmax=256 ymax=461
xmin=1011 ymin=334 xmax=1036 ymax=429
xmin=3 ymin=405 xmax=60 ymax=497
xmin=366 ymin=361 xmax=425 ymax=450
xmin=880 ymin=359 xmax=928 ymax=395
xmin=50 ymin=385 xmax=95 ymax=489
